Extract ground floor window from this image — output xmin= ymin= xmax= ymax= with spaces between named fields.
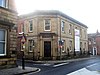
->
xmin=0 ymin=29 xmax=6 ymax=56
xmin=28 ymin=39 xmax=34 ymax=52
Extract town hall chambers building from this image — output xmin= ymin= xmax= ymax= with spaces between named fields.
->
xmin=18 ymin=10 xmax=88 ymax=60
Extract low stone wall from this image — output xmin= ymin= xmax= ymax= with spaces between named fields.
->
xmin=0 ymin=58 xmax=17 ymax=69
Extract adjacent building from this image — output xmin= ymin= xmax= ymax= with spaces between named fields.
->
xmin=0 ymin=0 xmax=17 ymax=69
xmin=88 ymin=30 xmax=100 ymax=55
xmin=18 ymin=10 xmax=88 ymax=60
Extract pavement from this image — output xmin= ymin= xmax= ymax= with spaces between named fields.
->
xmin=67 ymin=68 xmax=100 ymax=75
xmin=0 ymin=55 xmax=98 ymax=75
xmin=0 ymin=66 xmax=39 ymax=75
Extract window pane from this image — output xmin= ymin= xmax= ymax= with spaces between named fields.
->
xmin=45 ymin=26 xmax=50 ymax=30
xmin=0 ymin=0 xmax=5 ymax=7
xmin=28 ymin=40 xmax=33 ymax=52
xmin=29 ymin=20 xmax=33 ymax=31
xmin=61 ymin=21 xmax=65 ymax=32
xmin=0 ymin=43 xmax=5 ymax=54
xmin=0 ymin=30 xmax=5 ymax=41
xmin=45 ymin=19 xmax=50 ymax=30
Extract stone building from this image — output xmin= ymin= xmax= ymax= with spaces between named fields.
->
xmin=18 ymin=10 xmax=88 ymax=60
xmin=0 ymin=0 xmax=17 ymax=69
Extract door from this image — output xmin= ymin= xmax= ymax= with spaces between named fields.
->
xmin=44 ymin=41 xmax=51 ymax=57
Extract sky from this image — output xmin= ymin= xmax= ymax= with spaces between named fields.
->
xmin=15 ymin=0 xmax=100 ymax=33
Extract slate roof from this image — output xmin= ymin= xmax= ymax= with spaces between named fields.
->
xmin=20 ymin=10 xmax=88 ymax=28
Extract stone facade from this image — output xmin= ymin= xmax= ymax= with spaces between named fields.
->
xmin=0 ymin=0 xmax=17 ymax=69
xmin=18 ymin=10 xmax=88 ymax=60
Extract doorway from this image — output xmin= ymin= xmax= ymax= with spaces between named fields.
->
xmin=44 ymin=41 xmax=51 ymax=57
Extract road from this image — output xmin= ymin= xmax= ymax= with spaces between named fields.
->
xmin=17 ymin=56 xmax=100 ymax=75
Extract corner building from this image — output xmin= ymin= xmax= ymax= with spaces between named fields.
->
xmin=0 ymin=0 xmax=17 ymax=69
xmin=18 ymin=10 xmax=88 ymax=60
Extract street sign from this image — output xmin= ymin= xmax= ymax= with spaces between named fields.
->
xmin=21 ymin=36 xmax=26 ymax=43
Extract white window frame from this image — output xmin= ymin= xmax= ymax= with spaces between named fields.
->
xmin=44 ymin=19 xmax=51 ymax=31
xmin=29 ymin=20 xmax=33 ymax=32
xmin=69 ymin=24 xmax=72 ymax=35
xmin=61 ymin=20 xmax=65 ymax=32
xmin=0 ymin=29 xmax=6 ymax=56
xmin=69 ymin=40 xmax=72 ymax=50
xmin=28 ymin=39 xmax=34 ymax=52
xmin=0 ymin=0 xmax=6 ymax=7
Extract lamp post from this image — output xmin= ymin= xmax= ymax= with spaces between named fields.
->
xmin=19 ymin=32 xmax=26 ymax=70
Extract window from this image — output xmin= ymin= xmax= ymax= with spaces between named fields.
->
xmin=69 ymin=24 xmax=72 ymax=34
xmin=44 ymin=19 xmax=51 ymax=31
xmin=61 ymin=40 xmax=65 ymax=52
xmin=0 ymin=29 xmax=6 ymax=56
xmin=61 ymin=21 xmax=65 ymax=32
xmin=29 ymin=20 xmax=33 ymax=32
xmin=28 ymin=40 xmax=34 ymax=52
xmin=22 ymin=23 xmax=24 ymax=32
xmin=80 ymin=29 xmax=82 ymax=37
xmin=80 ymin=42 xmax=82 ymax=49
xmin=69 ymin=40 xmax=72 ymax=50
xmin=84 ymin=42 xmax=86 ymax=50
xmin=84 ymin=30 xmax=87 ymax=39
xmin=0 ymin=0 xmax=6 ymax=7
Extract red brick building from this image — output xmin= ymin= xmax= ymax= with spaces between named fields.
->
xmin=88 ymin=31 xmax=100 ymax=55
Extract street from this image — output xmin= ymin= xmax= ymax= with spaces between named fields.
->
xmin=17 ymin=56 xmax=100 ymax=75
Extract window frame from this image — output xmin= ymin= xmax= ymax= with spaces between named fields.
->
xmin=69 ymin=40 xmax=72 ymax=50
xmin=61 ymin=20 xmax=65 ymax=32
xmin=44 ymin=19 xmax=51 ymax=31
xmin=29 ymin=20 xmax=33 ymax=32
xmin=0 ymin=29 xmax=7 ymax=56
xmin=0 ymin=0 xmax=6 ymax=8
xmin=28 ymin=39 xmax=34 ymax=52
xmin=69 ymin=24 xmax=72 ymax=35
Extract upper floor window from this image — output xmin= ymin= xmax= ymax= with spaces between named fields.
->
xmin=21 ymin=22 xmax=24 ymax=33
xmin=44 ymin=19 xmax=51 ymax=31
xmin=69 ymin=24 xmax=72 ymax=35
xmin=61 ymin=20 xmax=65 ymax=32
xmin=29 ymin=20 xmax=33 ymax=32
xmin=0 ymin=29 xmax=6 ymax=56
xmin=84 ymin=30 xmax=87 ymax=39
xmin=0 ymin=0 xmax=6 ymax=7
xmin=80 ymin=29 xmax=82 ymax=37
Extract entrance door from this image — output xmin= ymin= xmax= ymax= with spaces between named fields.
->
xmin=44 ymin=41 xmax=51 ymax=57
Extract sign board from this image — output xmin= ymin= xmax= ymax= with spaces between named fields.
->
xmin=21 ymin=36 xmax=26 ymax=43
xmin=75 ymin=29 xmax=80 ymax=51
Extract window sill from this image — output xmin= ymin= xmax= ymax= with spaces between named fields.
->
xmin=28 ymin=31 xmax=33 ymax=33
xmin=28 ymin=51 xmax=33 ymax=53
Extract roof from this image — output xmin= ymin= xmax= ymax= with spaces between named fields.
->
xmin=88 ymin=32 xmax=100 ymax=38
xmin=19 ymin=10 xmax=88 ymax=28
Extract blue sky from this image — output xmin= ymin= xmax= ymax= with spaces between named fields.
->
xmin=15 ymin=0 xmax=100 ymax=33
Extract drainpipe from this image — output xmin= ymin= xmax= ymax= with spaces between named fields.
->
xmin=60 ymin=18 xmax=62 ymax=60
